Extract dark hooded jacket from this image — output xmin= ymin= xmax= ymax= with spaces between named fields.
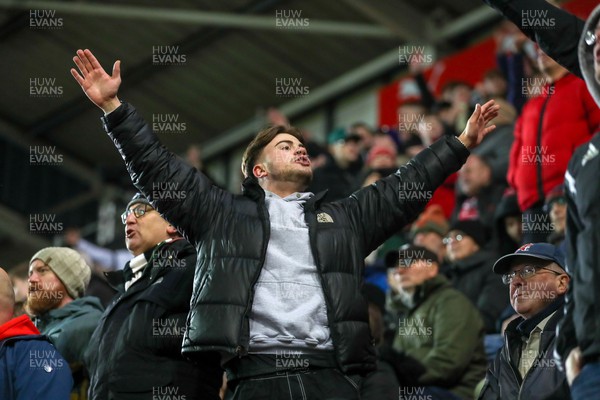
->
xmin=482 ymin=0 xmax=600 ymax=370
xmin=101 ymin=102 xmax=470 ymax=375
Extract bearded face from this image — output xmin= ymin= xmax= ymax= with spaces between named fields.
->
xmin=26 ymin=260 xmax=68 ymax=316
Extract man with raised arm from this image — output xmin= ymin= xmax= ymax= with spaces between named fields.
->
xmin=71 ymin=48 xmax=498 ymax=399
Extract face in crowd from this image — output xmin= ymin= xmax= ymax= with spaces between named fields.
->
xmin=252 ymin=133 xmax=313 ymax=188
xmin=387 ymin=258 xmax=438 ymax=294
xmin=26 ymin=261 xmax=69 ymax=316
xmin=444 ymin=230 xmax=480 ymax=262
xmin=503 ymin=258 xmax=569 ymax=319
xmin=458 ymin=155 xmax=492 ymax=197
xmin=123 ymin=202 xmax=177 ymax=256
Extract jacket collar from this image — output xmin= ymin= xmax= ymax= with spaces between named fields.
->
xmin=105 ymin=239 xmax=182 ymax=292
xmin=506 ymin=296 xmax=565 ymax=338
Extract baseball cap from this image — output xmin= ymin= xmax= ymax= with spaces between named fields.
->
xmin=492 ymin=243 xmax=566 ymax=274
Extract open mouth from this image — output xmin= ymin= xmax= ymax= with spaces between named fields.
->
xmin=126 ymin=229 xmax=135 ymax=239
xmin=294 ymin=156 xmax=310 ymax=166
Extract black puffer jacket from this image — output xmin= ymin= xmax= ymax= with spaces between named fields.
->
xmin=478 ymin=307 xmax=570 ymax=400
xmin=84 ymin=238 xmax=222 ymax=400
xmin=103 ymin=102 xmax=470 ymax=374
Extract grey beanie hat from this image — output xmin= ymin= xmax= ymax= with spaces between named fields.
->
xmin=30 ymin=247 xmax=92 ymax=299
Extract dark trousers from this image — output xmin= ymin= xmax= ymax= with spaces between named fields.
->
xmin=230 ymin=369 xmax=361 ymax=400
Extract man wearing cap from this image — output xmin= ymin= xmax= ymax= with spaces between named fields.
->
xmin=84 ymin=194 xmax=223 ymax=400
xmin=382 ymin=245 xmax=487 ymax=400
xmin=0 ymin=267 xmax=73 ymax=400
xmin=478 ymin=243 xmax=570 ymax=400
xmin=445 ymin=220 xmax=508 ymax=333
xmin=26 ymin=246 xmax=103 ymax=398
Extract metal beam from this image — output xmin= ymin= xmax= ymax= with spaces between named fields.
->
xmin=0 ymin=118 xmax=104 ymax=188
xmin=437 ymin=6 xmax=498 ymax=39
xmin=202 ymin=5 xmax=499 ymax=159
xmin=340 ymin=0 xmax=431 ymax=42
xmin=0 ymin=0 xmax=394 ymax=38
xmin=0 ymin=204 xmax=51 ymax=250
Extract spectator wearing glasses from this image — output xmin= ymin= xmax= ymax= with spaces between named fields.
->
xmin=478 ymin=243 xmax=570 ymax=400
xmin=84 ymin=193 xmax=223 ymax=400
xmin=445 ymin=220 xmax=507 ymax=333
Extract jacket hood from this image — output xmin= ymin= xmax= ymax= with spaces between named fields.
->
xmin=0 ymin=314 xmax=40 ymax=341
xmin=579 ymin=5 xmax=600 ymax=107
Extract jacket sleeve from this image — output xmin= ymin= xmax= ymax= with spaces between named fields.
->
xmin=418 ymin=293 xmax=485 ymax=385
xmin=482 ymin=0 xmax=585 ymax=78
xmin=103 ymin=102 xmax=233 ymax=244
xmin=340 ymin=135 xmax=469 ymax=256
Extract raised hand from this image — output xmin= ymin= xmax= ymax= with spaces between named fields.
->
xmin=71 ymin=49 xmax=122 ymax=114
xmin=458 ymin=99 xmax=500 ymax=149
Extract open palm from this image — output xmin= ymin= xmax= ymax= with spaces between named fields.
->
xmin=70 ymin=49 xmax=122 ymax=113
xmin=460 ymin=99 xmax=500 ymax=149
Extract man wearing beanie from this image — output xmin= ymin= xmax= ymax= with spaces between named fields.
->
xmin=84 ymin=193 xmax=223 ymax=400
xmin=444 ymin=220 xmax=508 ymax=333
xmin=381 ymin=245 xmax=486 ymax=400
xmin=478 ymin=243 xmax=570 ymax=400
xmin=27 ymin=246 xmax=103 ymax=399
xmin=411 ymin=204 xmax=449 ymax=265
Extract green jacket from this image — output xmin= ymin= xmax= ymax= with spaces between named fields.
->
xmin=388 ymin=275 xmax=487 ymax=400
xmin=35 ymin=296 xmax=104 ymax=365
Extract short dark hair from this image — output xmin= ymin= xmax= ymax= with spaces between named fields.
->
xmin=241 ymin=125 xmax=305 ymax=179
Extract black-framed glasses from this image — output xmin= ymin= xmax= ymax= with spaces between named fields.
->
xmin=502 ymin=264 xmax=562 ymax=285
xmin=121 ymin=204 xmax=154 ymax=224
xmin=443 ymin=234 xmax=463 ymax=245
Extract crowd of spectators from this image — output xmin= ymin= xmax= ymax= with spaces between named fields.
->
xmin=2 ymin=4 xmax=599 ymax=399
